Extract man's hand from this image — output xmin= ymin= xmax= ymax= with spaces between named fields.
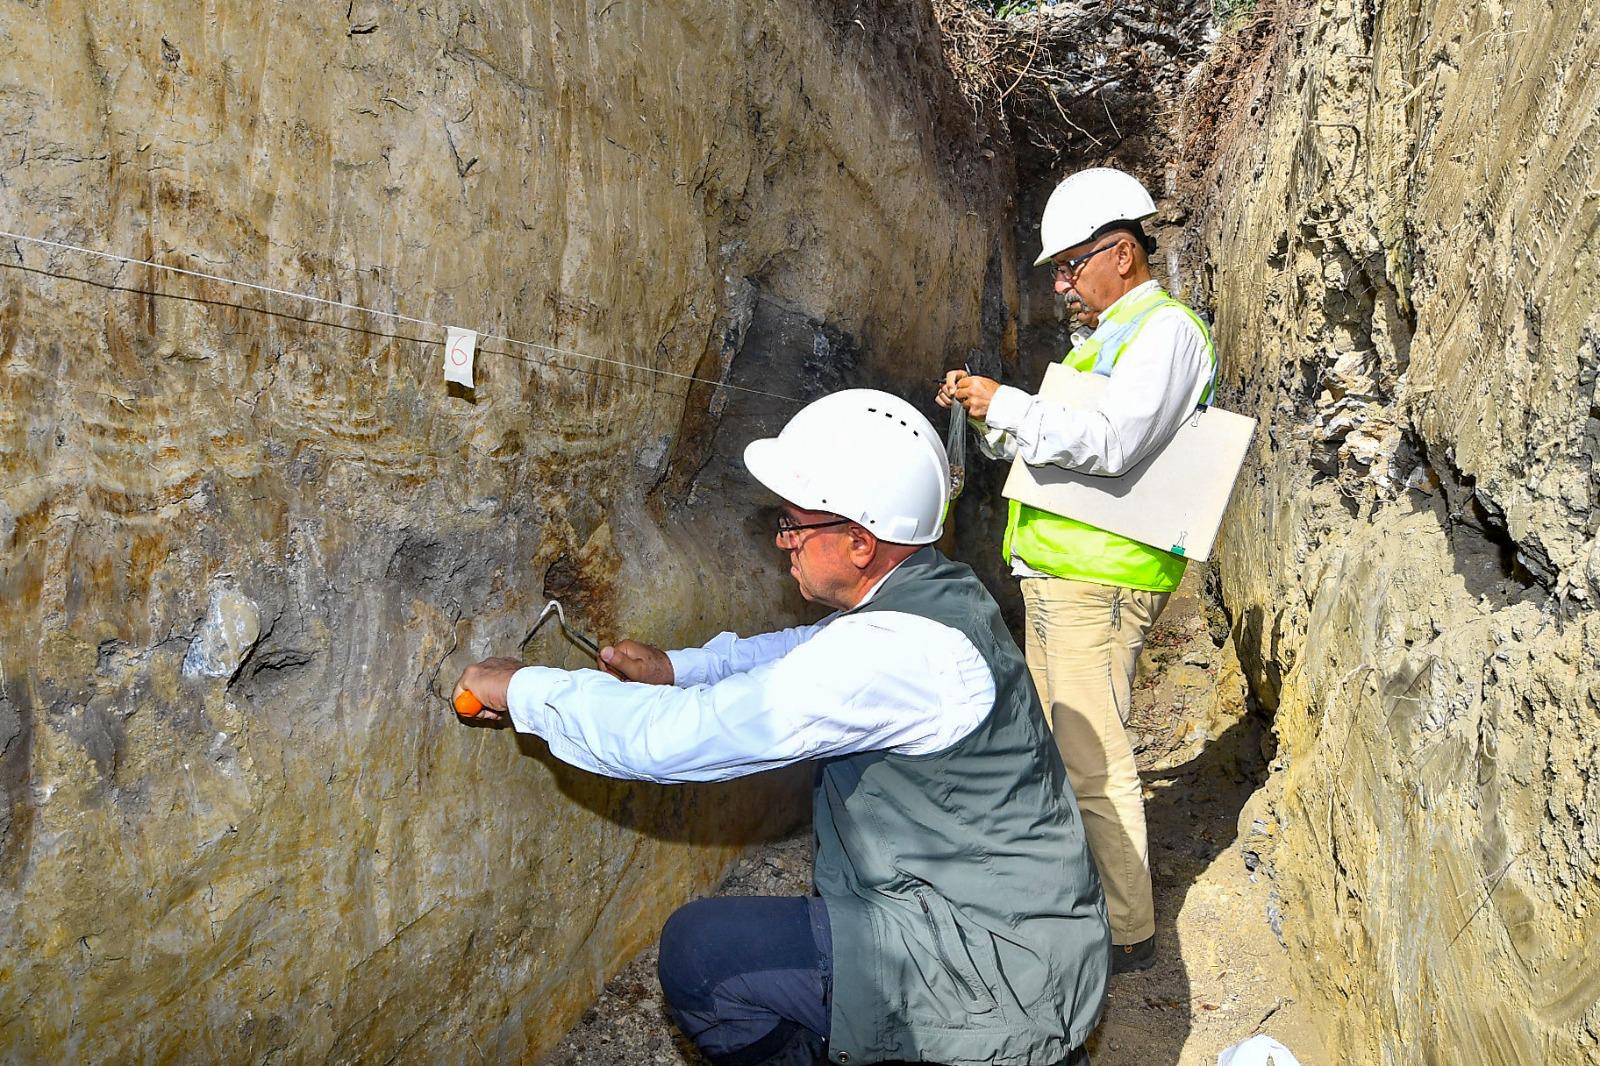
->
xmin=452 ymin=656 xmax=524 ymax=723
xmin=937 ymin=369 xmax=1000 ymax=420
xmin=952 ymin=373 xmax=1000 ymax=422
xmin=598 ymin=640 xmax=674 ymax=685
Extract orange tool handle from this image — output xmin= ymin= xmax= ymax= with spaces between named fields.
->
xmin=453 ymin=689 xmax=484 ymax=717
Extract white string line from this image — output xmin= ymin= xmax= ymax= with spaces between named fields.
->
xmin=0 ymin=227 xmax=805 ymax=405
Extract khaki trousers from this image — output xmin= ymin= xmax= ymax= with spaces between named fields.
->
xmin=1021 ymin=576 xmax=1168 ymax=945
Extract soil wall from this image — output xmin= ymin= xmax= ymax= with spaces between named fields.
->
xmin=0 ymin=1 xmax=1011 ymax=1059
xmin=1185 ymin=0 xmax=1600 ymax=1059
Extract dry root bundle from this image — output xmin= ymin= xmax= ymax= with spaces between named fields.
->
xmin=932 ymin=0 xmax=1214 ymax=178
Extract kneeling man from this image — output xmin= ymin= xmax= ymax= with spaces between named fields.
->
xmin=455 ymin=389 xmax=1108 ymax=1066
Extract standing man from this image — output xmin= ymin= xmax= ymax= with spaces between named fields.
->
xmin=455 ymin=389 xmax=1108 ymax=1066
xmin=938 ymin=167 xmax=1216 ymax=974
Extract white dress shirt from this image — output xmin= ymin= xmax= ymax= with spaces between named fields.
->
xmin=973 ymin=281 xmax=1213 ymax=577
xmin=504 ymin=565 xmax=995 ymax=783
xmin=975 ymin=281 xmax=1212 ymax=475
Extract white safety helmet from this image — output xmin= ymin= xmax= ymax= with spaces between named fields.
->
xmin=744 ymin=389 xmax=950 ymax=545
xmin=1033 ymin=167 xmax=1158 ymax=266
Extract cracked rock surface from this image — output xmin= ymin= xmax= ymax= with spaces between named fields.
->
xmin=1181 ymin=0 xmax=1600 ymax=1059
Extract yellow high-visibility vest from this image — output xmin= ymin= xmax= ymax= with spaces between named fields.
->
xmin=1002 ymin=287 xmax=1217 ymax=592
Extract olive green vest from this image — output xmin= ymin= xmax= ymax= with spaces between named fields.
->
xmin=1002 ymin=286 xmax=1217 ymax=593
xmin=818 ymin=548 xmax=1108 ymax=1064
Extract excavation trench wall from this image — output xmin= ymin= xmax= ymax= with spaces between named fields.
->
xmin=1185 ymin=0 xmax=1600 ymax=1059
xmin=0 ymin=2 xmax=1012 ymax=1059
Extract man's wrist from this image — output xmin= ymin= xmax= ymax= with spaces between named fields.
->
xmin=984 ymin=385 xmax=1032 ymax=433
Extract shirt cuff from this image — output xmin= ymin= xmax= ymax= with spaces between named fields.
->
xmin=984 ymin=384 xmax=1033 ymax=434
xmin=505 ymin=666 xmax=567 ymax=734
xmin=664 ymin=647 xmax=710 ymax=687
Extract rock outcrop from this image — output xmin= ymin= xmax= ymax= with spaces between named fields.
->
xmin=0 ymin=2 xmax=1011 ymax=1059
xmin=1184 ymin=0 xmax=1600 ymax=1059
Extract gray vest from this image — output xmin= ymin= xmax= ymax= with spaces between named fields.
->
xmin=817 ymin=548 xmax=1109 ymax=1065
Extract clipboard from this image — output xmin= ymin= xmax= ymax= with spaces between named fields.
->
xmin=1000 ymin=364 xmax=1256 ymax=562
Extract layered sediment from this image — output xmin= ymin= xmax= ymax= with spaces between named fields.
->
xmin=0 ymin=2 xmax=1011 ymax=1059
xmin=1185 ymin=0 xmax=1600 ymax=1059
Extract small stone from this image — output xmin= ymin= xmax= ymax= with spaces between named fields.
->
xmin=182 ymin=585 xmax=262 ymax=680
xmin=1404 ymin=464 xmax=1440 ymax=495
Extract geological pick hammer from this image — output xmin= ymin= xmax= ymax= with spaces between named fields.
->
xmin=452 ymin=598 xmax=602 ymax=717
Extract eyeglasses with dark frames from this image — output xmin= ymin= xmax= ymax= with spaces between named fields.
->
xmin=1051 ymin=238 xmax=1123 ymax=281
xmin=775 ymin=516 xmax=852 ymax=541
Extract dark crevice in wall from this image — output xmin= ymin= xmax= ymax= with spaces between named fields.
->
xmin=975 ymin=240 xmax=1011 ymax=378
xmin=1233 ymin=602 xmax=1288 ymax=715
xmin=654 ymin=284 xmax=864 ymax=515
xmin=1406 ymin=433 xmax=1548 ymax=601
xmin=1201 ymin=559 xmax=1283 ymax=753
xmin=1580 ymin=324 xmax=1600 ymax=512
xmin=234 ymin=642 xmax=318 ymax=699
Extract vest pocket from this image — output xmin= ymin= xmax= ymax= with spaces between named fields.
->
xmin=916 ymin=889 xmax=997 ymax=1016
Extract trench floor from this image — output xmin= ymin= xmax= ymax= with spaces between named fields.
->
xmin=542 ymin=571 xmax=1329 ymax=1065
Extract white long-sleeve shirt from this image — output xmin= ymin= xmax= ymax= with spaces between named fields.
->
xmin=504 ymin=568 xmax=995 ymax=783
xmin=975 ymin=281 xmax=1213 ymax=477
xmin=974 ymin=281 xmax=1212 ymax=578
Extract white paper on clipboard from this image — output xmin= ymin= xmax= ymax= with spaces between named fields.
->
xmin=1000 ymin=363 xmax=1256 ymax=562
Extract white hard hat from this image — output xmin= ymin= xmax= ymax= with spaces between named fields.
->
xmin=1033 ymin=167 xmax=1158 ymax=266
xmin=743 ymin=389 xmax=949 ymax=545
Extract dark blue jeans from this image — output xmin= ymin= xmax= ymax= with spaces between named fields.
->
xmin=656 ymin=894 xmax=1093 ymax=1066
xmin=658 ymin=895 xmax=832 ymax=1066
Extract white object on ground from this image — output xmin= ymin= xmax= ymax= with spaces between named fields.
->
xmin=1217 ymin=1034 xmax=1303 ymax=1066
xmin=444 ymin=325 xmax=477 ymax=387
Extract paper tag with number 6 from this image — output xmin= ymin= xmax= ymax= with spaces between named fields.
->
xmin=444 ymin=326 xmax=477 ymax=388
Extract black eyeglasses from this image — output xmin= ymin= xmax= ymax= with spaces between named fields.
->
xmin=1052 ymin=239 xmax=1122 ymax=281
xmin=775 ymin=516 xmax=852 ymax=541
